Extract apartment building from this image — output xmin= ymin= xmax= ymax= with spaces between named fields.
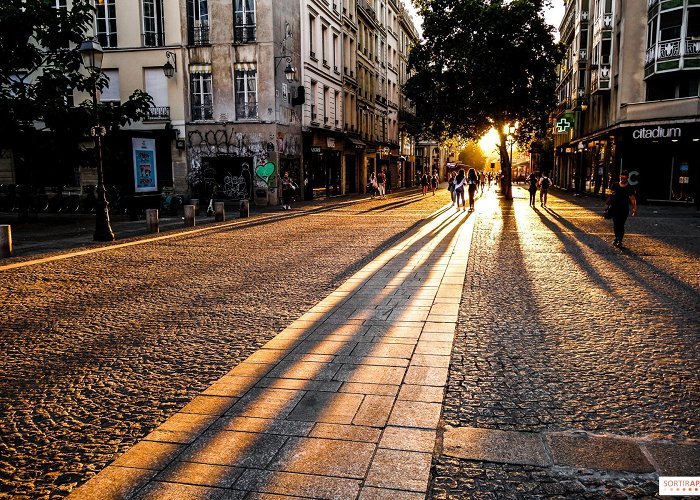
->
xmin=298 ymin=0 xmax=344 ymax=197
xmin=553 ymin=0 xmax=699 ymax=202
xmin=183 ymin=0 xmax=303 ymax=206
xmin=397 ymin=3 xmax=420 ymax=185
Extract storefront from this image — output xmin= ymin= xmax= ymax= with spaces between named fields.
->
xmin=304 ymin=132 xmax=343 ymax=198
xmin=619 ymin=123 xmax=698 ymax=203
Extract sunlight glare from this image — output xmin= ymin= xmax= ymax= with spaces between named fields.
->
xmin=478 ymin=128 xmax=500 ymax=154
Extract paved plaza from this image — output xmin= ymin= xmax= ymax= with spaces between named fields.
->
xmin=0 ymin=186 xmax=698 ymax=499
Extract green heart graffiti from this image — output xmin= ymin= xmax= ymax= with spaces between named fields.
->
xmin=255 ymin=161 xmax=276 ymax=186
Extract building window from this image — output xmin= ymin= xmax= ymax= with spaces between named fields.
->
xmin=310 ymin=80 xmax=318 ymax=121
xmin=234 ymin=0 xmax=256 ymax=43
xmin=309 ymin=15 xmax=316 ymax=59
xmin=688 ymin=8 xmax=700 ymax=39
xmin=142 ymin=0 xmax=165 ymax=47
xmin=322 ymin=25 xmax=328 ymax=66
xmin=187 ymin=0 xmax=209 ymax=45
xmin=191 ymin=72 xmax=213 ymax=120
xmin=235 ymin=67 xmax=258 ymax=120
xmin=145 ymin=68 xmax=170 ymax=120
xmin=96 ymin=0 xmax=117 ymax=48
xmin=659 ymin=10 xmax=682 ymax=41
xmin=100 ymin=69 xmax=120 ymax=102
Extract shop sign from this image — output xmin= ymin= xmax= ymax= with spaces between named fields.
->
xmin=132 ymin=138 xmax=158 ymax=193
xmin=628 ymin=170 xmax=640 ymax=186
xmin=327 ymin=137 xmax=335 ymax=149
xmin=679 ymin=176 xmax=689 ymax=184
xmin=632 ymin=126 xmax=681 ymax=140
xmin=310 ymin=147 xmax=322 ymax=153
xmin=555 ymin=114 xmax=575 ymax=134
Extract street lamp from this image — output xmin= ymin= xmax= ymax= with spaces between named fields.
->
xmin=505 ymin=123 xmax=517 ymax=198
xmin=163 ymin=51 xmax=176 ymax=79
xmin=79 ymin=38 xmax=114 ymax=242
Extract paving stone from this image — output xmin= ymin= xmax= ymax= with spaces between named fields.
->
xmin=643 ymin=441 xmax=700 ymax=476
xmin=414 ymin=341 xmax=453 ymax=356
xmin=289 ymin=340 xmax=357 ymax=356
xmin=234 ymin=469 xmax=361 ymax=499
xmin=310 ymin=423 xmax=382 ymax=443
xmin=227 ymin=362 xmax=275 ymax=379
xmin=333 ymin=364 xmax=406 ymax=385
xmin=358 ymin=487 xmax=426 ymax=500
xmin=547 ymin=433 xmax=655 ymax=473
xmin=201 ymin=376 xmax=258 ymax=397
xmin=255 ymin=377 xmax=342 ymax=392
xmin=410 ymin=354 xmax=451 ymax=368
xmin=353 ymin=395 xmax=395 ymax=427
xmin=245 ymin=349 xmax=289 ymax=364
xmin=111 ymin=441 xmax=184 ymax=470
xmin=266 ymin=360 xmax=341 ymax=381
xmin=143 ymin=413 xmax=218 ymax=445
xmin=286 ymin=391 xmax=364 ymax=424
xmin=133 ymin=481 xmax=233 ymax=499
xmin=215 ymin=416 xmax=313 ymax=437
xmin=155 ymin=462 xmax=244 ymax=488
xmin=180 ymin=395 xmax=239 ymax=416
xmin=351 ymin=342 xmax=415 ymax=359
xmin=266 ymin=436 xmax=376 ymax=478
xmin=365 ymin=449 xmax=432 ymax=492
xmin=227 ymin=388 xmax=305 ymax=419
xmin=332 ymin=355 xmax=409 ymax=367
xmin=443 ymin=426 xmax=550 ymax=467
xmin=379 ymin=427 xmax=437 ymax=453
xmin=339 ymin=382 xmax=400 ymax=396
xmin=397 ymin=384 xmax=444 ymax=403
xmin=387 ymin=401 xmax=442 ymax=429
xmin=421 ymin=322 xmax=456 ymax=333
xmin=179 ymin=430 xmax=287 ymax=468
xmin=403 ymin=366 xmax=449 ymax=386
xmin=68 ymin=466 xmax=157 ymax=500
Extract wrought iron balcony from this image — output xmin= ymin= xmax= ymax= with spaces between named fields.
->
xmin=234 ymin=25 xmax=256 ymax=44
xmin=143 ymin=31 xmax=164 ymax=47
xmin=189 ymin=23 xmax=210 ymax=45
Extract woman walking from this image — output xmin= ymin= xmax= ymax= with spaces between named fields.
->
xmin=421 ymin=172 xmax=429 ymax=196
xmin=369 ymin=172 xmax=377 ymax=199
xmin=431 ymin=171 xmax=439 ymax=195
xmin=453 ymin=169 xmax=466 ymax=210
xmin=606 ymin=170 xmax=637 ymax=248
xmin=281 ymin=171 xmax=297 ymax=210
xmin=527 ymin=172 xmax=538 ymax=207
xmin=448 ymin=172 xmax=456 ymax=205
xmin=466 ymin=168 xmax=479 ymax=211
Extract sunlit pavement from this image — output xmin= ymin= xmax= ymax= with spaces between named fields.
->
xmin=68 ymin=198 xmax=477 ymax=498
xmin=432 ymin=186 xmax=700 ymax=498
xmin=3 ymin=185 xmax=699 ymax=498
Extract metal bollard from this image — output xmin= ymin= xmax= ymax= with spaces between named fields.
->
xmin=239 ymin=199 xmax=249 ymax=218
xmin=146 ymin=209 xmax=159 ymax=233
xmin=214 ymin=202 xmax=225 ymax=222
xmin=183 ymin=204 xmax=196 ymax=227
xmin=0 ymin=225 xmax=12 ymax=258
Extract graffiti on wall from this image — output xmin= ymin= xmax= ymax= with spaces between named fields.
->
xmin=255 ymin=161 xmax=277 ymax=187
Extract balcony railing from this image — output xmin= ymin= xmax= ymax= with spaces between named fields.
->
xmin=658 ymin=39 xmax=681 ymax=59
xmin=191 ymin=104 xmax=213 ymax=121
xmin=234 ymin=25 xmax=256 ymax=44
xmin=189 ymin=23 xmax=210 ymax=45
xmin=358 ymin=0 xmax=376 ymax=20
xmin=147 ymin=106 xmax=170 ymax=121
xmin=687 ymin=39 xmax=700 ymax=55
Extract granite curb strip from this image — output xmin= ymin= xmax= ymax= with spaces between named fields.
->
xmin=68 ymin=203 xmax=477 ymax=499
xmin=443 ymin=426 xmax=699 ymax=476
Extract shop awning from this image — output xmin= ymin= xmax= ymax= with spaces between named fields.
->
xmin=189 ymin=64 xmax=212 ymax=73
xmin=347 ymin=137 xmax=366 ymax=148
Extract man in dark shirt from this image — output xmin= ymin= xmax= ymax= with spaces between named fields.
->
xmin=607 ymin=170 xmax=637 ymax=248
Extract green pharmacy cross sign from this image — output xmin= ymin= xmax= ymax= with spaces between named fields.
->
xmin=555 ymin=114 xmax=575 ymax=134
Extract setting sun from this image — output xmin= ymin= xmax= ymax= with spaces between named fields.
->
xmin=478 ymin=128 xmax=500 ymax=154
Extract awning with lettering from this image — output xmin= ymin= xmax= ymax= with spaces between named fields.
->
xmin=189 ymin=64 xmax=212 ymax=73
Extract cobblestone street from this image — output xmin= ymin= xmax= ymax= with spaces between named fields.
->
xmin=1 ymin=186 xmax=699 ymax=499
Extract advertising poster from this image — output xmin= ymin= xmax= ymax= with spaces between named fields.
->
xmin=132 ymin=138 xmax=158 ymax=192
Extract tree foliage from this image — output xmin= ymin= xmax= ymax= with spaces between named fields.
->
xmin=0 ymin=0 xmax=152 ymax=183
xmin=404 ymin=0 xmax=561 ymax=197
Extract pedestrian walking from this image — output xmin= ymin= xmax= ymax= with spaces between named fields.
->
xmin=281 ymin=171 xmax=297 ymax=210
xmin=527 ymin=172 xmax=538 ymax=207
xmin=386 ymin=169 xmax=392 ymax=194
xmin=377 ymin=168 xmax=387 ymax=199
xmin=447 ymin=172 xmax=456 ymax=205
xmin=453 ymin=169 xmax=466 ymax=209
xmin=606 ymin=170 xmax=637 ymax=248
xmin=538 ymin=172 xmax=551 ymax=207
xmin=421 ymin=172 xmax=429 ymax=196
xmin=466 ymin=167 xmax=479 ymax=211
xmin=479 ymin=171 xmax=486 ymax=193
xmin=487 ymin=171 xmax=493 ymax=188
xmin=369 ymin=172 xmax=378 ymax=199
xmin=431 ymin=171 xmax=439 ymax=195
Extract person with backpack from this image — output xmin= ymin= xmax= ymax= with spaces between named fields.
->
xmin=539 ymin=172 xmax=551 ymax=207
xmin=606 ymin=170 xmax=637 ymax=248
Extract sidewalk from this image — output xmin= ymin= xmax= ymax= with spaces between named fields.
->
xmin=68 ymin=199 xmax=475 ymax=499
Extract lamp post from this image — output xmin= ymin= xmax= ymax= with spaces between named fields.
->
xmin=505 ymin=123 xmax=517 ymax=198
xmin=79 ymin=38 xmax=114 ymax=242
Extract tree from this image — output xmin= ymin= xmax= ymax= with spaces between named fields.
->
xmin=0 ymin=0 xmax=152 ymax=185
xmin=405 ymin=0 xmax=561 ymax=199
